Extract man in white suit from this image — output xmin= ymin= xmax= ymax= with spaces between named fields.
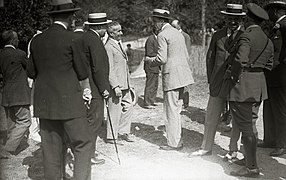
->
xmin=105 ymin=21 xmax=134 ymax=143
xmin=145 ymin=9 xmax=194 ymax=150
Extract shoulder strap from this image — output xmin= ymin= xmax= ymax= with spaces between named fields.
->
xmin=248 ymin=38 xmax=269 ymax=67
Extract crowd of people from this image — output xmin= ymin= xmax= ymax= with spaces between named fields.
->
xmin=0 ymin=0 xmax=285 ymax=179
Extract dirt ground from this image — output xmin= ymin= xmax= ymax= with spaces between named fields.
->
xmin=0 ymin=76 xmax=286 ymax=180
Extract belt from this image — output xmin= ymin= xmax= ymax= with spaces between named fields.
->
xmin=243 ymin=67 xmax=264 ymax=72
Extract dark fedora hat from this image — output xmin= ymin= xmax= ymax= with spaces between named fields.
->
xmin=47 ymin=0 xmax=80 ymax=14
xmin=247 ymin=3 xmax=269 ymax=21
xmin=264 ymin=0 xmax=286 ymax=10
xmin=221 ymin=4 xmax=246 ymax=16
xmin=151 ymin=9 xmax=172 ymax=19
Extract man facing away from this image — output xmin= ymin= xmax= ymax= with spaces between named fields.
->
xmin=105 ymin=21 xmax=135 ymax=143
xmin=27 ymin=0 xmax=93 ymax=179
xmin=74 ymin=12 xmax=111 ymax=165
xmin=0 ymin=30 xmax=31 ymax=158
xmin=143 ymin=27 xmax=160 ymax=109
xmin=145 ymin=9 xmax=194 ymax=151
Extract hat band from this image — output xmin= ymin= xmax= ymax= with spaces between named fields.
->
xmin=88 ymin=17 xmax=107 ymax=24
xmin=226 ymin=8 xmax=243 ymax=14
xmin=51 ymin=3 xmax=76 ymax=11
xmin=152 ymin=11 xmax=169 ymax=17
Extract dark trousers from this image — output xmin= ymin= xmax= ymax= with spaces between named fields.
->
xmin=40 ymin=117 xmax=92 ymax=180
xmin=144 ymin=72 xmax=159 ymax=106
xmin=229 ymin=101 xmax=260 ymax=169
xmin=263 ymin=86 xmax=286 ymax=148
xmin=87 ymin=98 xmax=104 ymax=156
xmin=4 ymin=105 xmax=31 ymax=152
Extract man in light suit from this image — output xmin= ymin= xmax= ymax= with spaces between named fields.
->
xmin=74 ymin=12 xmax=110 ymax=165
xmin=191 ymin=4 xmax=245 ymax=158
xmin=171 ymin=19 xmax=192 ymax=109
xmin=145 ymin=9 xmax=194 ymax=151
xmin=27 ymin=0 xmax=93 ymax=179
xmin=105 ymin=21 xmax=134 ymax=143
xmin=228 ymin=3 xmax=274 ymax=177
xmin=0 ymin=30 xmax=31 ymax=158
xmin=262 ymin=0 xmax=286 ymax=157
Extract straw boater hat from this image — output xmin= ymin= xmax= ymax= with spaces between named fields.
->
xmin=84 ymin=13 xmax=112 ymax=25
xmin=264 ymin=0 xmax=286 ymax=10
xmin=47 ymin=0 xmax=80 ymax=14
xmin=151 ymin=9 xmax=172 ymax=19
xmin=221 ymin=4 xmax=246 ymax=16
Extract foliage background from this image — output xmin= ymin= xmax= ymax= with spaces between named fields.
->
xmin=0 ymin=0 xmax=270 ymax=51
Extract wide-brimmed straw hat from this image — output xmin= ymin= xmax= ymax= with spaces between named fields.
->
xmin=84 ymin=13 xmax=112 ymax=25
xmin=151 ymin=9 xmax=172 ymax=19
xmin=47 ymin=0 xmax=80 ymax=14
xmin=220 ymin=4 xmax=246 ymax=16
xmin=264 ymin=0 xmax=286 ymax=10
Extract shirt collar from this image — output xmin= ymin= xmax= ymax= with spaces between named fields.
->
xmin=161 ymin=23 xmax=169 ymax=30
xmin=227 ymin=25 xmax=241 ymax=37
xmin=74 ymin=29 xmax=84 ymax=33
xmin=277 ymin=15 xmax=286 ymax=23
xmin=110 ymin=37 xmax=121 ymax=44
xmin=4 ymin=45 xmax=16 ymax=49
xmin=54 ymin=21 xmax=67 ymax=29
xmin=90 ymin=28 xmax=100 ymax=37
xmin=179 ymin=29 xmax=182 ymax=33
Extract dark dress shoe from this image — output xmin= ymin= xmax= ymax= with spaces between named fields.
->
xmin=91 ymin=157 xmax=105 ymax=165
xmin=159 ymin=145 xmax=183 ymax=151
xmin=230 ymin=167 xmax=260 ymax=177
xmin=105 ymin=139 xmax=124 ymax=145
xmin=257 ymin=142 xmax=276 ymax=148
xmin=118 ymin=134 xmax=134 ymax=142
xmin=270 ymin=148 xmax=286 ymax=157
xmin=233 ymin=158 xmax=245 ymax=166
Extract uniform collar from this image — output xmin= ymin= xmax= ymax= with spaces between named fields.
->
xmin=4 ymin=45 xmax=16 ymax=49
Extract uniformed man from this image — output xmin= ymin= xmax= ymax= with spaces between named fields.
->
xmin=228 ymin=3 xmax=274 ymax=177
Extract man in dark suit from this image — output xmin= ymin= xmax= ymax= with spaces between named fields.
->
xmin=191 ymin=4 xmax=245 ymax=157
xmin=0 ymin=30 xmax=31 ymax=158
xmin=74 ymin=12 xmax=111 ymax=165
xmin=262 ymin=0 xmax=286 ymax=157
xmin=228 ymin=3 xmax=274 ymax=177
xmin=143 ymin=27 xmax=160 ymax=109
xmin=27 ymin=0 xmax=93 ymax=179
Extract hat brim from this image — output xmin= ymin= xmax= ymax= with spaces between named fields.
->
xmin=47 ymin=7 xmax=81 ymax=14
xmin=220 ymin=11 xmax=246 ymax=16
xmin=84 ymin=19 xmax=112 ymax=25
xmin=264 ymin=3 xmax=286 ymax=10
xmin=151 ymin=14 xmax=173 ymax=19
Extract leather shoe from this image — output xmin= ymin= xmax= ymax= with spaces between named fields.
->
xmin=257 ymin=142 xmax=276 ymax=148
xmin=270 ymin=148 xmax=286 ymax=157
xmin=159 ymin=145 xmax=183 ymax=151
xmin=105 ymin=139 xmax=123 ymax=145
xmin=230 ymin=167 xmax=260 ymax=177
xmin=118 ymin=134 xmax=134 ymax=142
xmin=233 ymin=158 xmax=245 ymax=166
xmin=189 ymin=149 xmax=212 ymax=157
xmin=91 ymin=157 xmax=105 ymax=165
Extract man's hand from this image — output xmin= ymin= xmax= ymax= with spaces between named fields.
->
xmin=114 ymin=87 xmax=122 ymax=97
xmin=144 ymin=56 xmax=156 ymax=62
xmin=102 ymin=90 xmax=109 ymax=99
xmin=83 ymin=88 xmax=92 ymax=106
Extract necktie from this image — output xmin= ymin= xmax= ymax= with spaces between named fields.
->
xmin=118 ymin=42 xmax=127 ymax=59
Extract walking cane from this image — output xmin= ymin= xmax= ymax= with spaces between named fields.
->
xmin=105 ymin=99 xmax=121 ymax=165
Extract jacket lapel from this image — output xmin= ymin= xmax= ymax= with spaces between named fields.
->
xmin=109 ymin=39 xmax=128 ymax=60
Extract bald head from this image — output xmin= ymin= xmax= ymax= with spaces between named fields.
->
xmin=171 ymin=19 xmax=181 ymax=30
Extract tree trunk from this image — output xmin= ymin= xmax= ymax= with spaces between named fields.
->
xmin=201 ymin=0 xmax=206 ymax=49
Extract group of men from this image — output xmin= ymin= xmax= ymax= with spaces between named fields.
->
xmin=0 ymin=0 xmax=285 ymax=179
xmin=189 ymin=1 xmax=286 ymax=178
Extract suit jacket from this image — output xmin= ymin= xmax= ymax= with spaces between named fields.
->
xmin=0 ymin=46 xmax=31 ymax=107
xmin=152 ymin=24 xmax=194 ymax=91
xmin=228 ymin=25 xmax=274 ymax=102
xmin=144 ymin=34 xmax=160 ymax=74
xmin=105 ymin=38 xmax=130 ymax=90
xmin=207 ymin=27 xmax=244 ymax=96
xmin=27 ymin=24 xmax=88 ymax=120
xmin=74 ymin=30 xmax=110 ymax=99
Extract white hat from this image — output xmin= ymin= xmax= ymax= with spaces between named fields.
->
xmin=151 ymin=9 xmax=172 ymax=19
xmin=220 ymin=4 xmax=246 ymax=16
xmin=84 ymin=13 xmax=112 ymax=25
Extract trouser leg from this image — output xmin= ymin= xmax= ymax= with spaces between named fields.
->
xmin=201 ymin=96 xmax=225 ymax=151
xmin=118 ymin=89 xmax=133 ymax=135
xmin=144 ymin=73 xmax=159 ymax=106
xmin=229 ymin=119 xmax=241 ymax=152
xmin=242 ymin=135 xmax=258 ymax=169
